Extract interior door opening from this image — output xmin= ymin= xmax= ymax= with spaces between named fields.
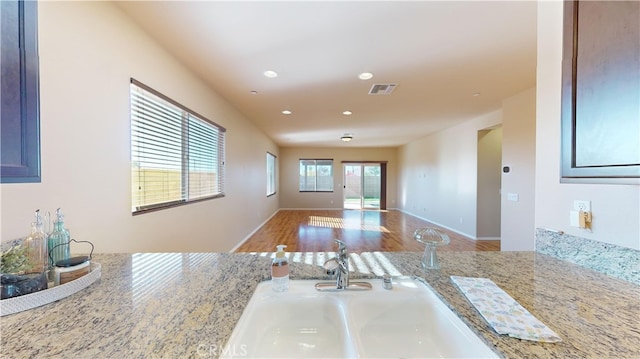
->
xmin=343 ymin=163 xmax=381 ymax=210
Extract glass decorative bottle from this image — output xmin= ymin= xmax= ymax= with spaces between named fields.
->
xmin=25 ymin=209 xmax=48 ymax=273
xmin=48 ymin=208 xmax=71 ymax=268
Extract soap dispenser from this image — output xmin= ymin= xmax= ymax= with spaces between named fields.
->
xmin=24 ymin=209 xmax=48 ymax=274
xmin=271 ymin=245 xmax=289 ymax=292
xmin=48 ymin=208 xmax=71 ymax=268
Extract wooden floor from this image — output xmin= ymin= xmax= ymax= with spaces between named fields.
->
xmin=235 ymin=210 xmax=500 ymax=253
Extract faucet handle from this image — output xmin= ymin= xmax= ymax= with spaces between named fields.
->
xmin=334 ymin=239 xmax=347 ymax=254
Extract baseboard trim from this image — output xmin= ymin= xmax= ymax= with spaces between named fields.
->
xmin=398 ymin=209 xmax=477 ymax=240
xmin=229 ymin=209 xmax=281 ymax=252
xmin=278 ymin=208 xmax=341 ymax=211
xmin=278 ymin=208 xmax=402 ymax=211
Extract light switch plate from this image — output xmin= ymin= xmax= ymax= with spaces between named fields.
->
xmin=507 ymin=193 xmax=519 ymax=202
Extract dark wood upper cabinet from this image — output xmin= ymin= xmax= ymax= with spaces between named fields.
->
xmin=1 ymin=0 xmax=41 ymax=183
xmin=561 ymin=0 xmax=640 ymax=183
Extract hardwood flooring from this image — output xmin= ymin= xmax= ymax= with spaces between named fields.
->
xmin=235 ymin=210 xmax=500 ymax=253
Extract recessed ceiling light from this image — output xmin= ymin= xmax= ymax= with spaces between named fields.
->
xmin=473 ymin=93 xmax=481 ymax=97
xmin=264 ymin=70 xmax=278 ymax=78
xmin=281 ymin=110 xmax=292 ymax=115
xmin=341 ymin=134 xmax=353 ymax=142
xmin=342 ymin=110 xmax=353 ymax=116
xmin=250 ymin=90 xmax=258 ymax=95
xmin=358 ymin=72 xmax=373 ymax=80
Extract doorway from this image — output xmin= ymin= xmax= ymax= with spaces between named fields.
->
xmin=343 ymin=163 xmax=383 ymax=210
xmin=476 ymin=126 xmax=502 ymax=240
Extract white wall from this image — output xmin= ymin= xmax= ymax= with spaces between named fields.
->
xmin=279 ymin=147 xmax=397 ymax=209
xmin=535 ymin=1 xmax=640 ymax=250
xmin=398 ymin=110 xmax=502 ymax=239
xmin=0 ymin=2 xmax=279 ymax=252
xmin=501 ymin=88 xmax=537 ymax=250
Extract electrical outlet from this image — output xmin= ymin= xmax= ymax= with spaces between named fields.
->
xmin=574 ymin=200 xmax=591 ymax=212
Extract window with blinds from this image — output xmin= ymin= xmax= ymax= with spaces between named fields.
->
xmin=130 ymin=79 xmax=225 ymax=214
xmin=299 ymin=159 xmax=333 ymax=192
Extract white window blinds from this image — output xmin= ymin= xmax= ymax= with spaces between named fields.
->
xmin=299 ymin=159 xmax=333 ymax=192
xmin=130 ymin=79 xmax=225 ymax=214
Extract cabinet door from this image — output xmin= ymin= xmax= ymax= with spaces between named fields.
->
xmin=561 ymin=0 xmax=640 ymax=182
xmin=1 ymin=0 xmax=41 ymax=183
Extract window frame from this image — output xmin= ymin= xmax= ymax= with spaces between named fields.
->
xmin=299 ymin=159 xmax=334 ymax=192
xmin=266 ymin=152 xmax=276 ymax=197
xmin=130 ymin=79 xmax=226 ymax=215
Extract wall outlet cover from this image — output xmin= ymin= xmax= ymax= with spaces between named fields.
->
xmin=573 ymin=200 xmax=591 ymax=212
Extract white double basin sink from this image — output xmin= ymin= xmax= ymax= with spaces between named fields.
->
xmin=223 ymin=277 xmax=499 ymax=358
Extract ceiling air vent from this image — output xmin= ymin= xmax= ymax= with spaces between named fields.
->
xmin=368 ymin=83 xmax=397 ymax=95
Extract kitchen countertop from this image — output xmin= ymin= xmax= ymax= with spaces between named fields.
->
xmin=1 ymin=251 xmax=639 ymax=358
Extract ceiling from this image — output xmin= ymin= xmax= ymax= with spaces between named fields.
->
xmin=116 ymin=1 xmax=537 ymax=148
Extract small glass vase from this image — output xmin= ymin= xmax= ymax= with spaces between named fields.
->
xmin=414 ymin=227 xmax=450 ymax=271
xmin=421 ymin=244 xmax=441 ymax=270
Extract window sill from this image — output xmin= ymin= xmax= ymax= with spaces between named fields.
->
xmin=132 ymin=193 xmax=225 ymax=216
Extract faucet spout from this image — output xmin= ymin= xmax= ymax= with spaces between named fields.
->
xmin=319 ymin=240 xmax=350 ymax=289
xmin=316 ymin=240 xmax=371 ymax=291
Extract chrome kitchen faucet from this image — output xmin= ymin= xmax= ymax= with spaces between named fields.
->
xmin=325 ymin=239 xmax=350 ymax=289
xmin=315 ymin=239 xmax=372 ymax=291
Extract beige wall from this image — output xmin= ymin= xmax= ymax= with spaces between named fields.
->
xmin=5 ymin=1 xmax=636 ymax=254
xmin=476 ymin=126 xmax=502 ymax=239
xmin=535 ymin=1 xmax=640 ymax=250
xmin=0 ymin=2 xmax=279 ymax=252
xmin=501 ymin=88 xmax=537 ymax=250
xmin=398 ymin=110 xmax=502 ymax=239
xmin=279 ymin=147 xmax=397 ymax=209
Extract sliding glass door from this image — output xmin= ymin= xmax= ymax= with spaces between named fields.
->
xmin=343 ymin=164 xmax=381 ymax=209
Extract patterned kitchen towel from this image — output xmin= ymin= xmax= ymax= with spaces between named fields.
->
xmin=451 ymin=276 xmax=562 ymax=343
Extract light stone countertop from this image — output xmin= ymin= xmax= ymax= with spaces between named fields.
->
xmin=1 ymin=251 xmax=639 ymax=358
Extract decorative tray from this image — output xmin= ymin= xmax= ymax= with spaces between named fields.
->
xmin=0 ymin=262 xmax=101 ymax=316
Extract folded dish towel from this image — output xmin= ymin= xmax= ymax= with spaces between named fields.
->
xmin=451 ymin=276 xmax=562 ymax=343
